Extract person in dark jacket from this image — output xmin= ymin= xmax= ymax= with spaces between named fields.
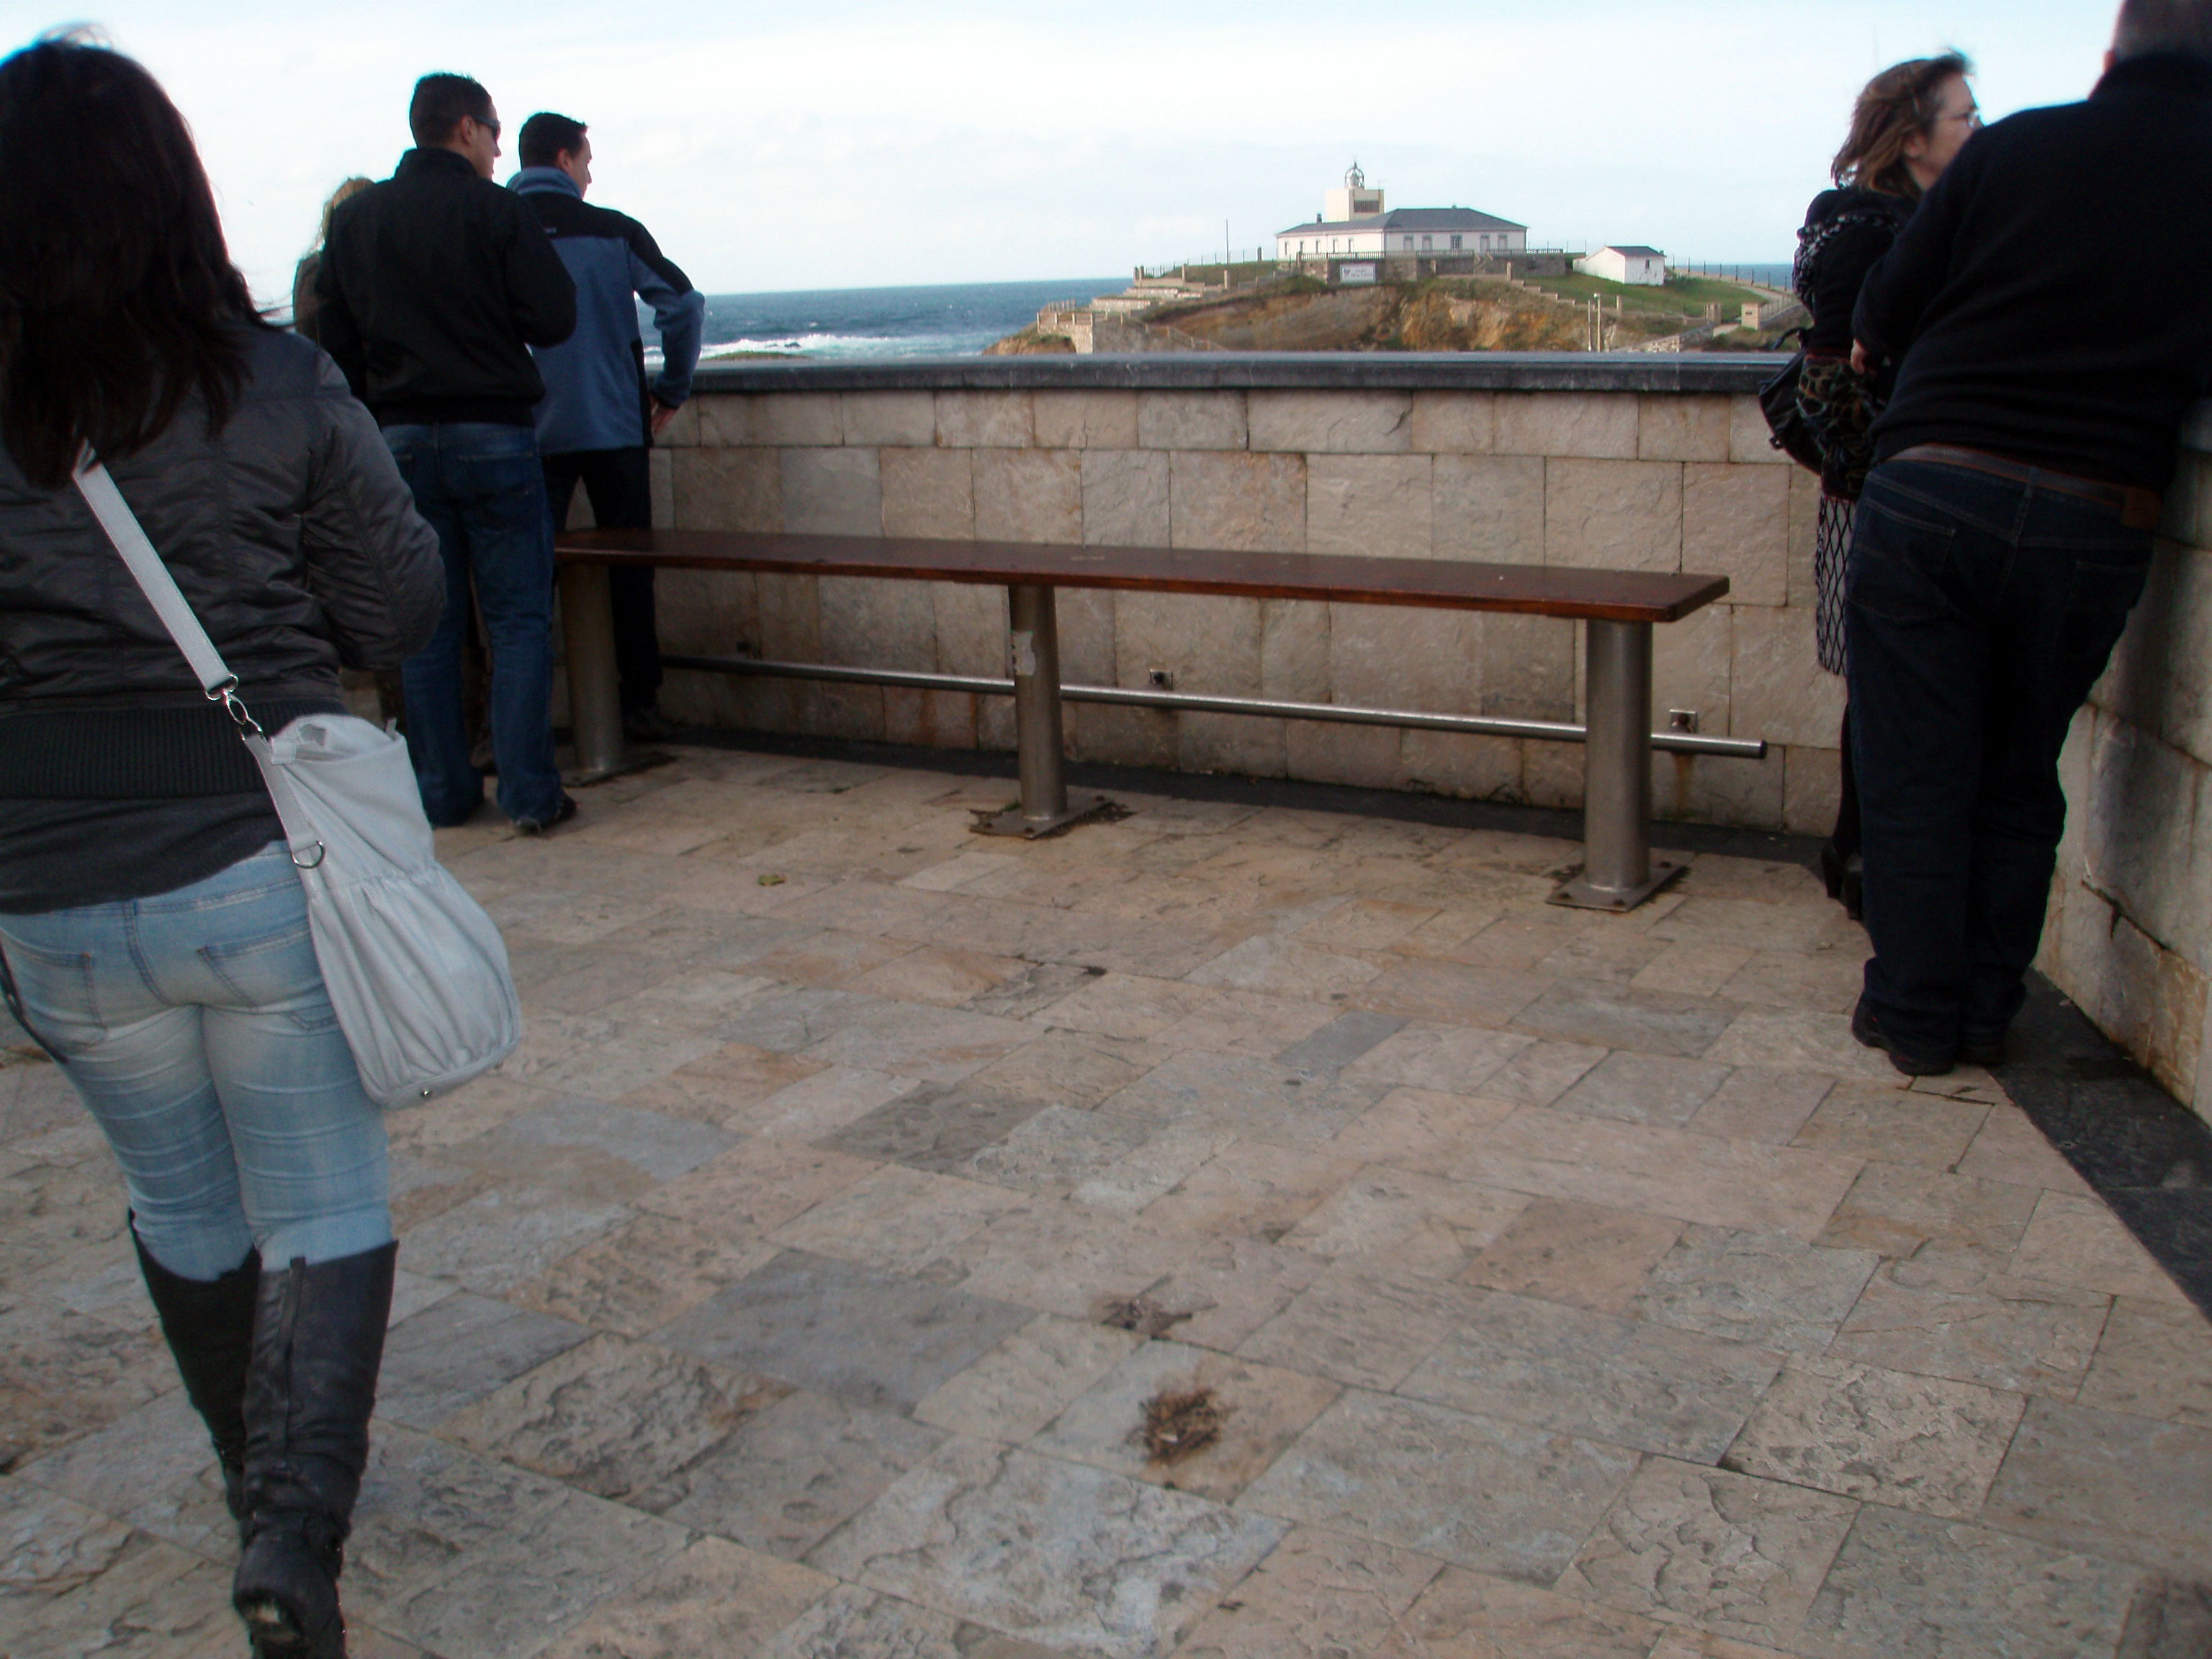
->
xmin=511 ymin=111 xmax=706 ymax=737
xmin=315 ymin=73 xmax=580 ymax=832
xmin=0 ymin=37 xmax=443 ymax=1659
xmin=1845 ymin=0 xmax=2212 ymax=1075
xmin=1792 ymin=53 xmax=1978 ymax=919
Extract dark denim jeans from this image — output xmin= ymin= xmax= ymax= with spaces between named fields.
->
xmin=384 ymin=422 xmax=565 ymax=827
xmin=1845 ymin=457 xmax=2152 ymax=1058
xmin=543 ymin=446 xmax=662 ymax=714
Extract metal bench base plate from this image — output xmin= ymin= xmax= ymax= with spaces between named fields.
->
xmin=1548 ymin=856 xmax=1689 ymax=913
xmin=972 ymin=791 xmax=1115 ymax=840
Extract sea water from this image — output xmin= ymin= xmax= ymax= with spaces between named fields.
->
xmin=643 ymin=276 xmax=1123 ymax=365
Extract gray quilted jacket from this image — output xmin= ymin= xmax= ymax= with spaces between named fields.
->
xmin=0 ymin=324 xmax=442 ymax=719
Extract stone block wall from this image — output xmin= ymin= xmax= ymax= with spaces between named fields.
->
xmin=2044 ymin=418 xmax=2212 ymax=1117
xmin=627 ymin=359 xmax=1836 ymax=830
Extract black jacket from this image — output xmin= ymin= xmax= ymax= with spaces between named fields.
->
xmin=314 ymin=147 xmax=577 ymax=426
xmin=0 ymin=326 xmax=444 ymax=908
xmin=1797 ymin=186 xmax=1912 ymax=356
xmin=1856 ymin=53 xmax=2212 ymax=491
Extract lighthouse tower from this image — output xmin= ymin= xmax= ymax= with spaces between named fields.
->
xmin=1323 ymin=163 xmax=1385 ymax=224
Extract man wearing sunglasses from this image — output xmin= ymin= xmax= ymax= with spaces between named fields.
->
xmin=315 ymin=73 xmax=581 ymax=835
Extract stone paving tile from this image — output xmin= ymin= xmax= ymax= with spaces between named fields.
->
xmin=616 ymin=1040 xmax=830 ymax=1127
xmin=537 ymin=1535 xmax=835 ymax=1659
xmin=1725 ymin=1355 xmax=2026 ymax=1520
xmin=1373 ymin=1568 xmax=1662 ymax=1659
xmin=2114 ymin=1576 xmax=2212 ymax=1659
xmin=1685 ymin=1067 xmax=1835 ymax=1144
xmin=1138 ymin=987 xmax=1333 ymax=1063
xmin=802 ymin=1000 xmax=1039 ymax=1085
xmin=809 ymin=1437 xmax=1287 ymax=1659
xmin=1982 ymin=1395 xmax=2212 ymax=1578
xmin=1787 ymin=1082 xmax=1987 ymax=1172
xmin=443 ymin=1331 xmax=790 ymax=1503
xmin=1032 ymin=1339 xmax=1340 ymax=1503
xmin=1346 ymin=960 xmax=1550 ymax=1029
xmin=1184 ymin=935 xmax=1384 ymax=1000
xmin=0 ymin=1301 xmax=167 ymax=1425
xmin=657 ymin=1248 xmax=1033 ymax=1411
xmin=915 ymin=1314 xmax=1144 ymax=1442
xmin=398 ymin=1182 xmax=629 ymax=1294
xmin=1040 ymin=972 xmax=1220 ymax=1040
xmin=1273 ymin=1010 xmax=1408 ymax=1076
xmin=1629 ymin=1226 xmax=1880 ymax=1355
xmin=1238 ymin=1390 xmax=1639 ymax=1584
xmin=819 ymin=1082 xmax=1050 ymax=1174
xmin=1458 ymin=1194 xmax=1685 ymax=1315
xmin=1793 ymin=1504 xmax=2141 ymax=1659
xmin=1827 ymin=1253 xmax=2110 ymax=1397
xmin=1474 ymin=1039 xmax=1610 ymax=1107
xmin=644 ymin=1388 xmax=946 ymax=1560
xmin=378 ymin=1290 xmax=591 ymax=1429
xmin=1169 ymin=1526 xmax=1444 ymax=1659
xmin=1955 ymin=1105 xmax=2099 ymax=1195
xmin=745 ymin=929 xmax=922 ymax=988
xmin=1131 ymin=1234 xmax=1330 ymax=1354
xmin=728 ymin=1066 xmax=925 ymax=1141
xmin=968 ymin=1029 xmax=1169 ymax=1108
xmin=1716 ymin=948 xmax=1866 ymax=1015
xmin=1557 ymin=1457 xmax=1858 ymax=1648
xmin=9 ymin=1532 xmax=240 ymax=1658
xmin=1813 ymin=1161 xmax=2041 ymax=1262
xmin=2012 ymin=1191 xmax=2196 ymax=1307
xmin=1328 ymin=1085 xmax=1519 ymax=1172
xmin=637 ymin=1135 xmax=881 ymax=1236
xmin=1555 ymin=1052 xmax=1735 ymax=1127
xmin=772 ymin=1164 xmax=1025 ymax=1279
xmin=1280 ymin=1163 xmax=1530 ymax=1279
xmin=1701 ymin=1008 xmax=1900 ymax=1086
xmin=14 ymin=1387 xmax=233 ymax=1561
xmin=760 ymin=1583 xmax=1076 ymax=1659
xmin=1512 ymin=982 xmax=1740 ymax=1059
xmin=962 ymin=959 xmax=1102 ymax=1022
xmin=1292 ymin=899 xmax=1439 ymax=953
xmin=935 ymin=1200 xmax=1181 ymax=1318
xmin=509 ymin=1212 xmax=782 ymax=1336
xmin=2078 ymin=1296 xmax=2212 ymax=1427
xmin=1402 ymin=1288 xmax=1782 ymax=1462
xmin=596 ymin=967 xmax=790 ymax=1038
xmin=1238 ymin=1261 xmax=1484 ymax=1391
xmin=1336 ymin=1024 xmax=1534 ymax=1096
xmin=1632 ymin=940 xmax=1761 ymax=1000
xmin=1102 ymin=1048 xmax=1381 ymax=1144
xmin=1450 ymin=1109 xmax=1863 ymax=1242
xmin=0 ymin=1474 xmax=132 ymax=1597
xmin=1141 ymin=1141 xmax=1363 ymax=1243
xmin=438 ymin=1095 xmax=737 ymax=1200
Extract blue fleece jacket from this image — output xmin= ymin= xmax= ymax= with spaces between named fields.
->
xmin=509 ymin=167 xmax=706 ymax=454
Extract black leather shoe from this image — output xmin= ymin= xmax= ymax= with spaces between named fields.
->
xmin=1851 ymin=996 xmax=1954 ymax=1077
xmin=513 ymin=795 xmax=577 ymax=837
xmin=234 ymin=1244 xmax=396 ymax=1659
xmin=133 ymin=1228 xmax=258 ymax=1538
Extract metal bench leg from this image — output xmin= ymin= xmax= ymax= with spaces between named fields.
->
xmin=975 ymin=583 xmax=1111 ymax=837
xmin=1551 ymin=618 xmax=1686 ymax=911
xmin=558 ymin=562 xmax=627 ymax=782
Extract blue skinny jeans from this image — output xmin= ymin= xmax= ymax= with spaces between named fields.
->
xmin=384 ymin=421 xmax=565 ymax=829
xmin=0 ymin=843 xmax=391 ymax=1280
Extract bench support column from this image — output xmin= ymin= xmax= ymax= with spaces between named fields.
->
xmin=559 ymin=561 xmax=628 ymax=782
xmin=975 ymin=583 xmax=1112 ymax=838
xmin=1551 ymin=619 xmax=1687 ymax=912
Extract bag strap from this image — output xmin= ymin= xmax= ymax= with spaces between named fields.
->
xmin=71 ymin=453 xmax=326 ymax=869
xmin=73 ymin=454 xmax=264 ymax=736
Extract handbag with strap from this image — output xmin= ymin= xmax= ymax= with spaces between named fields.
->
xmin=73 ymin=456 xmax=520 ymax=1108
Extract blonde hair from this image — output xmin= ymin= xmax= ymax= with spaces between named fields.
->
xmin=312 ymin=176 xmax=372 ymax=252
xmin=1833 ymin=54 xmax=1974 ymax=199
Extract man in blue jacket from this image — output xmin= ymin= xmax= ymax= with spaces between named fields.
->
xmin=511 ymin=112 xmax=706 ymax=737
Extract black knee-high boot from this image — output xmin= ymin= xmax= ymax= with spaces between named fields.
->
xmin=132 ymin=1225 xmax=258 ymax=1536
xmin=233 ymin=1243 xmax=396 ymax=1659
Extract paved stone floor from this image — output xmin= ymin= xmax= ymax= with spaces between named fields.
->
xmin=6 ymin=742 xmax=2212 ymax=1658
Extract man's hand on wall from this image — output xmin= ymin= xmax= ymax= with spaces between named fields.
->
xmin=651 ymin=399 xmax=679 ymax=437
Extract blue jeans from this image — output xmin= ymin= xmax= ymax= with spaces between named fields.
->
xmin=0 ymin=845 xmax=390 ymax=1278
xmin=383 ymin=421 xmax=565 ymax=827
xmin=1846 ymin=457 xmax=2152 ymax=1057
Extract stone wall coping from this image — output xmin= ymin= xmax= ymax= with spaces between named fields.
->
xmin=690 ymin=351 xmax=1791 ymax=396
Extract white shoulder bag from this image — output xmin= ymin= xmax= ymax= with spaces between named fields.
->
xmin=76 ymin=457 xmax=521 ymax=1108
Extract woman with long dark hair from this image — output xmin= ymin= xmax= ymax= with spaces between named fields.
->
xmin=0 ymin=35 xmax=441 ymax=1659
xmin=1795 ymin=53 xmax=1980 ymax=915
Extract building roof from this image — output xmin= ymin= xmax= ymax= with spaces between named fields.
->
xmin=1278 ymin=206 xmax=1529 ymax=238
xmin=1597 ymin=245 xmax=1667 ymax=258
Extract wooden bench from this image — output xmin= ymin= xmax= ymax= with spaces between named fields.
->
xmin=553 ymin=529 xmax=1757 ymax=910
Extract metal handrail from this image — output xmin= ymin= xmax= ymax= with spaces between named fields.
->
xmin=659 ymin=652 xmax=1766 ymax=759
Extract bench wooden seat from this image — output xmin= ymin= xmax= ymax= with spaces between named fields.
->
xmin=554 ymin=526 xmax=1743 ymax=909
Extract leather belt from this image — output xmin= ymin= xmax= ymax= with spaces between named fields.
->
xmin=1890 ymin=443 xmax=2163 ymax=531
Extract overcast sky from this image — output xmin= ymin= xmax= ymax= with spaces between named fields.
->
xmin=0 ymin=1 xmax=2125 ymax=302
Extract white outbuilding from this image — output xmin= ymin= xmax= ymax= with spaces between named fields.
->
xmin=1575 ymin=246 xmax=1669 ymax=286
